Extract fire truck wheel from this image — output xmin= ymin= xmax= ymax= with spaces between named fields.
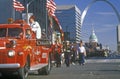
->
xmin=18 ymin=60 xmax=29 ymax=79
xmin=38 ymin=56 xmax=51 ymax=75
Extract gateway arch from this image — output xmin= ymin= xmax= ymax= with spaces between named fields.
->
xmin=81 ymin=0 xmax=120 ymax=26
xmin=81 ymin=0 xmax=120 ymax=52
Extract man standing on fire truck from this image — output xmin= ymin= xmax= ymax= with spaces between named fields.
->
xmin=29 ymin=15 xmax=41 ymax=39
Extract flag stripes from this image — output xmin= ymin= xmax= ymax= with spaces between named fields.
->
xmin=13 ymin=0 xmax=25 ymax=12
xmin=46 ymin=0 xmax=56 ymax=16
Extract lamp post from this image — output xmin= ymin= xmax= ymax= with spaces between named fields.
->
xmin=26 ymin=0 xmax=35 ymax=23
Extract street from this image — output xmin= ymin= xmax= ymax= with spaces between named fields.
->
xmin=27 ymin=58 xmax=120 ymax=79
xmin=0 ymin=58 xmax=120 ymax=79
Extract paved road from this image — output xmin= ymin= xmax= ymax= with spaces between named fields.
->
xmin=1 ymin=58 xmax=120 ymax=79
xmin=27 ymin=58 xmax=120 ymax=79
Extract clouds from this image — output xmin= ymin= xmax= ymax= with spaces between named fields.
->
xmin=95 ymin=24 xmax=116 ymax=33
xmin=95 ymin=12 xmax=116 ymax=16
xmin=83 ymin=11 xmax=119 ymax=33
xmin=83 ymin=23 xmax=116 ymax=34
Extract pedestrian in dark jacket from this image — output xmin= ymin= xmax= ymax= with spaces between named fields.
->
xmin=64 ymin=41 xmax=71 ymax=67
xmin=70 ymin=42 xmax=77 ymax=65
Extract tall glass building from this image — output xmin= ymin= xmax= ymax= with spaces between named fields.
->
xmin=55 ymin=5 xmax=81 ymax=42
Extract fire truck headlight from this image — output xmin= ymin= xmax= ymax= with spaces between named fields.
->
xmin=8 ymin=50 xmax=15 ymax=57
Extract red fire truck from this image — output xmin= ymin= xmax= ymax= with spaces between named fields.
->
xmin=0 ymin=19 xmax=59 ymax=79
xmin=0 ymin=14 xmax=64 ymax=79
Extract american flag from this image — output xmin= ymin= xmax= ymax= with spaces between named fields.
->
xmin=13 ymin=0 xmax=25 ymax=12
xmin=46 ymin=0 xmax=56 ymax=16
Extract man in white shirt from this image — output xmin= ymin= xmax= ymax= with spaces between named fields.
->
xmin=29 ymin=15 xmax=41 ymax=39
xmin=78 ymin=40 xmax=86 ymax=65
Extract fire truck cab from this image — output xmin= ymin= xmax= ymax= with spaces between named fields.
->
xmin=0 ymin=20 xmax=51 ymax=79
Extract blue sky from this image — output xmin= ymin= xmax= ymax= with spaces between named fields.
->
xmin=54 ymin=0 xmax=120 ymax=51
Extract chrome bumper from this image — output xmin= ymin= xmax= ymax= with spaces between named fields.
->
xmin=0 ymin=63 xmax=20 ymax=68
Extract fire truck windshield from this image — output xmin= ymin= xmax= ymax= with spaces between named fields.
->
xmin=0 ymin=28 xmax=23 ymax=38
xmin=8 ymin=28 xmax=23 ymax=38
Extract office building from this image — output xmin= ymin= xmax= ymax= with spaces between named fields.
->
xmin=55 ymin=5 xmax=81 ymax=42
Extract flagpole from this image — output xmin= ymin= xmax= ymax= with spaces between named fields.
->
xmin=46 ymin=0 xmax=56 ymax=42
xmin=12 ymin=7 xmax=15 ymax=20
xmin=26 ymin=0 xmax=34 ymax=24
xmin=46 ymin=0 xmax=48 ymax=36
xmin=12 ymin=0 xmax=15 ymax=20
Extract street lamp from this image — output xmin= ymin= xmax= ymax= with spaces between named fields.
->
xmin=26 ymin=0 xmax=35 ymax=23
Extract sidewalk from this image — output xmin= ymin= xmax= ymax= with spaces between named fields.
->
xmin=86 ymin=58 xmax=120 ymax=63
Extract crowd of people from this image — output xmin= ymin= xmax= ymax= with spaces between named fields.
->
xmin=28 ymin=15 xmax=87 ymax=67
xmin=54 ymin=40 xmax=87 ymax=67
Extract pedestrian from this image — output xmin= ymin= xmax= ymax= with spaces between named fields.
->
xmin=77 ymin=40 xmax=86 ymax=65
xmin=104 ymin=49 xmax=108 ymax=57
xmin=29 ymin=15 xmax=41 ymax=39
xmin=70 ymin=42 xmax=76 ymax=65
xmin=64 ymin=41 xmax=71 ymax=67
xmin=54 ymin=41 xmax=61 ymax=67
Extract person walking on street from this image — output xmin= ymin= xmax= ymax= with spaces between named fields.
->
xmin=64 ymin=41 xmax=71 ymax=67
xmin=78 ymin=40 xmax=86 ymax=65
xmin=70 ymin=42 xmax=76 ymax=65
xmin=54 ymin=41 xmax=61 ymax=67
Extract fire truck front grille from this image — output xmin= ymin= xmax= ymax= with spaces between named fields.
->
xmin=0 ymin=52 xmax=7 ymax=63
